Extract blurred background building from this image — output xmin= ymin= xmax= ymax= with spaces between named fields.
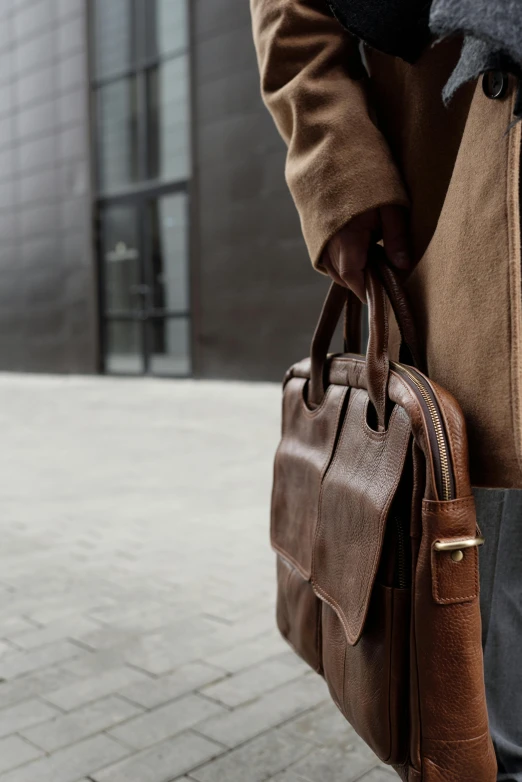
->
xmin=0 ymin=0 xmax=328 ymax=381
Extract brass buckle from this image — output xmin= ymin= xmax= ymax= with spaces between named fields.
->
xmin=433 ymin=537 xmax=485 ymax=552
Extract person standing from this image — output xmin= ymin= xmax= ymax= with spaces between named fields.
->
xmin=250 ymin=2 xmax=522 ymax=779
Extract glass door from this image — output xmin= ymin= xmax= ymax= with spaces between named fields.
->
xmin=90 ymin=0 xmax=192 ymax=377
xmin=145 ymin=192 xmax=190 ymax=375
xmin=100 ymin=203 xmax=145 ymax=374
xmin=99 ymin=189 xmax=191 ymax=376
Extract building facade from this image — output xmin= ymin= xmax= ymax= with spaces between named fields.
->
xmin=0 ymin=0 xmax=328 ymax=382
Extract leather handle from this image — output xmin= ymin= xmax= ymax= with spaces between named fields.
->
xmin=365 ymin=263 xmax=390 ymax=430
xmin=344 ymin=289 xmax=362 ymax=354
xmin=309 ymin=245 xmax=422 ymax=418
xmin=309 ymin=283 xmax=348 ymax=407
xmin=376 ymin=252 xmax=425 ymax=372
xmin=309 ymin=286 xmax=362 ymax=407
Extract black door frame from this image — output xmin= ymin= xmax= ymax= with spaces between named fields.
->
xmin=97 ymin=181 xmax=191 ymax=377
xmin=88 ymin=0 xmax=194 ymax=378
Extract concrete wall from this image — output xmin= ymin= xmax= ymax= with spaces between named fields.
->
xmin=0 ymin=0 xmax=97 ymax=374
xmin=191 ymin=0 xmax=329 ymax=382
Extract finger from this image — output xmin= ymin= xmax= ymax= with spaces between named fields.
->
xmin=380 ymin=205 xmax=411 ymax=270
xmin=339 ymin=266 xmax=366 ymax=302
xmin=337 ymin=230 xmax=370 ymax=302
xmin=321 ymin=252 xmax=346 ymax=288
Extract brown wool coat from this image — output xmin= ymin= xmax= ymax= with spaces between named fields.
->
xmin=250 ymin=0 xmax=522 ymax=488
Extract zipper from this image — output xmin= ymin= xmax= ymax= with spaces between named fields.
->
xmin=392 ymin=363 xmax=455 ymax=502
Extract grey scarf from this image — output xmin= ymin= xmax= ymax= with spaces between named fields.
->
xmin=431 ymin=0 xmax=522 ymax=106
xmin=329 ymin=0 xmax=522 ymax=113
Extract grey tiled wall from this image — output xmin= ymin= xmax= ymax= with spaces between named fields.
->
xmin=0 ymin=0 xmax=97 ymax=373
xmin=0 ymin=0 xmax=330 ymax=380
xmin=191 ymin=0 xmax=329 ymax=382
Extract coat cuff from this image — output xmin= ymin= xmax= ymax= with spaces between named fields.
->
xmin=288 ymin=135 xmax=410 ymax=271
xmin=251 ymin=0 xmax=410 ymax=269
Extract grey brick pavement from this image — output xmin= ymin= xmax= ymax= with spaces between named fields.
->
xmin=0 ymin=375 xmax=396 ymax=781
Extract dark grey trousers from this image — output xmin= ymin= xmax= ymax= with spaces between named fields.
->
xmin=474 ymin=488 xmax=522 ymax=782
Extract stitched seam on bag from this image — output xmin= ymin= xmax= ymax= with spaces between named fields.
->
xmin=315 ymin=593 xmax=322 ymax=672
xmin=424 ymin=497 xmax=479 ymax=602
xmin=272 ymin=384 xmax=348 ymax=577
xmin=423 ymin=727 xmax=490 ymax=744
xmin=283 ymin=559 xmax=292 ymax=617
xmin=409 ymin=558 xmax=423 ymax=773
xmin=278 ymin=558 xmax=323 ymax=673
xmin=295 ymin=384 xmax=351 ymax=578
xmin=280 ymin=558 xmax=293 ymax=637
xmin=422 ymin=496 xmax=475 ymax=513
xmin=312 ymin=403 xmax=410 ymax=643
xmin=384 ymin=587 xmax=394 ymax=764
xmin=434 ymin=593 xmax=477 ymax=603
xmin=432 ymin=547 xmax=478 ymax=602
xmin=432 ymin=546 xmax=478 ymax=603
xmin=312 ymin=586 xmax=355 ymax=643
xmin=423 ymin=757 xmax=446 ymax=774
xmin=339 ymin=625 xmax=347 ymax=716
xmin=312 ymin=396 xmax=392 ymax=640
xmin=311 ymin=388 xmax=362 ymax=582
xmin=272 ymin=544 xmax=309 ymax=581
xmin=319 ymin=385 xmax=350 ymax=479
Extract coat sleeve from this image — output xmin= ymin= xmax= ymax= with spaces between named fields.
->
xmin=250 ymin=0 xmax=410 ymax=268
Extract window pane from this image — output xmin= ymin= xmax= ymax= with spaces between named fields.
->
xmin=101 ymin=205 xmax=141 ymax=312
xmin=105 ymin=321 xmax=143 ymax=374
xmin=92 ymin=0 xmax=135 ymax=80
xmin=149 ymin=317 xmax=190 ymax=375
xmin=97 ymin=77 xmax=139 ymax=192
xmin=149 ymin=193 xmax=188 ymax=313
xmin=147 ymin=55 xmax=190 ymax=182
xmin=145 ymin=0 xmax=188 ymax=59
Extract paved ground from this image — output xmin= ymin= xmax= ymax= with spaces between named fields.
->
xmin=0 ymin=375 xmax=395 ymax=782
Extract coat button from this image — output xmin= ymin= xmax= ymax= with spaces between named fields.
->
xmin=482 ymin=70 xmax=508 ymax=99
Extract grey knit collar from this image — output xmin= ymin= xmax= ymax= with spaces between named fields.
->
xmin=430 ymin=0 xmax=522 ymax=72
xmin=430 ymin=0 xmax=522 ymax=106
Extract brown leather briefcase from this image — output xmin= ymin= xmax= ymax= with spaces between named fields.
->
xmin=271 ymin=248 xmax=497 ymax=781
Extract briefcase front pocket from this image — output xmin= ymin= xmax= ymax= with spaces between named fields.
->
xmin=321 ymin=583 xmax=410 ymax=764
xmin=273 ymin=385 xmax=413 ymax=763
xmin=275 ymin=556 xmax=323 ymax=673
xmin=311 ymin=389 xmax=412 ymax=764
xmin=271 ymin=377 xmax=349 ymax=580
